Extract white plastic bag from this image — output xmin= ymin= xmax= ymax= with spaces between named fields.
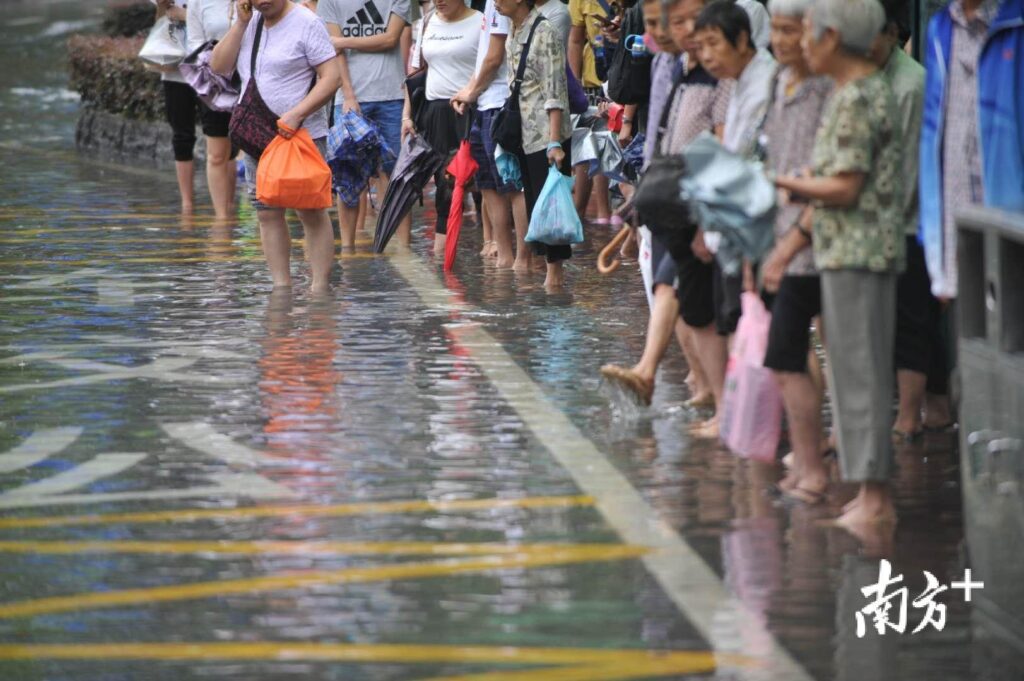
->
xmin=138 ymin=16 xmax=187 ymax=68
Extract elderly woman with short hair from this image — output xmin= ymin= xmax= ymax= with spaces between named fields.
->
xmin=774 ymin=0 xmax=904 ymax=530
xmin=759 ymin=0 xmax=832 ymax=506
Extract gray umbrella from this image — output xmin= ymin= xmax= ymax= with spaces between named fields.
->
xmin=373 ymin=132 xmax=445 ymax=253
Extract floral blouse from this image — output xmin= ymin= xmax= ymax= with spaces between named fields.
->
xmin=811 ymin=70 xmax=905 ymax=273
xmin=507 ymin=10 xmax=572 ymax=155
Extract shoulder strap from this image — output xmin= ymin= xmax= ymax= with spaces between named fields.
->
xmin=250 ymin=15 xmax=265 ymax=75
xmin=416 ymin=10 xmax=435 ymax=69
xmin=653 ymin=64 xmax=686 ymax=153
xmin=512 ymin=15 xmax=546 ymax=90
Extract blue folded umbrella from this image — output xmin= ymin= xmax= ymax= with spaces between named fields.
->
xmin=326 ymin=111 xmax=396 ymax=208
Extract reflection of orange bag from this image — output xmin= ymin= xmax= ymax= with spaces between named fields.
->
xmin=256 ymin=122 xmax=332 ymax=210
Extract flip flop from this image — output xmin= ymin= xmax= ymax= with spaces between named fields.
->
xmin=600 ymin=364 xmax=654 ymax=406
xmin=922 ymin=421 xmax=957 ymax=433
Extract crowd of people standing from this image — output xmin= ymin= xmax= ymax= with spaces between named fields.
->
xmin=151 ymin=0 xmax=1023 ymax=540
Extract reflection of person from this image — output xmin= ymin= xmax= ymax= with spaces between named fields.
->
xmin=212 ymin=0 xmax=341 ymax=292
xmin=775 ymin=0 xmax=904 ymax=530
xmin=495 ymin=0 xmax=574 ymax=291
xmin=186 ymin=0 xmax=239 ymax=218
xmin=258 ymin=290 xmax=342 ymax=457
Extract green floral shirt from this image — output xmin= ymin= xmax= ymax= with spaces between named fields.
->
xmin=507 ymin=10 xmax=572 ymax=155
xmin=811 ymin=71 xmax=905 ymax=273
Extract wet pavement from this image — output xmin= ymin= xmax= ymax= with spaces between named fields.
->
xmin=2 ymin=2 xmax=1024 ymax=680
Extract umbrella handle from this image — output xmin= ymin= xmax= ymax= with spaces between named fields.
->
xmin=597 ymin=225 xmax=632 ymax=275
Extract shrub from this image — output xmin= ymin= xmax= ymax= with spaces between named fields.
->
xmin=67 ymin=34 xmax=165 ymax=121
xmin=101 ymin=1 xmax=156 ymax=38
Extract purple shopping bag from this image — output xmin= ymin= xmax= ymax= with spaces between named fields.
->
xmin=719 ymin=292 xmax=784 ymax=462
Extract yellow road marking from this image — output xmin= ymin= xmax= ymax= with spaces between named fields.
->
xmin=0 ymin=540 xmax=627 ymax=557
xmin=0 ymin=254 xmax=380 ymax=266
xmin=0 ymin=546 xmax=647 ymax=620
xmin=0 ymin=494 xmax=594 ymax=529
xmin=0 ymin=642 xmax=729 ymax=680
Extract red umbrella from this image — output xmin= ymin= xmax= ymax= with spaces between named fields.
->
xmin=443 ymin=115 xmax=479 ymax=272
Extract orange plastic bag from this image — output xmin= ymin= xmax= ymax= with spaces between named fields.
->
xmin=256 ymin=122 xmax=332 ymax=210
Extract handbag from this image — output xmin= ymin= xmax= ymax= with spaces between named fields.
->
xmin=138 ymin=15 xmax=187 ymax=68
xmin=180 ymin=40 xmax=241 ymax=112
xmin=257 ymin=124 xmax=333 ymax=210
xmin=229 ymin=17 xmax=279 ymax=159
xmin=404 ymin=11 xmax=433 ymax=129
xmin=606 ymin=3 xmax=651 ymax=105
xmin=632 ymin=74 xmax=696 ymax=260
xmin=566 ymin=63 xmax=588 ymax=115
xmin=490 ymin=15 xmax=546 ymax=153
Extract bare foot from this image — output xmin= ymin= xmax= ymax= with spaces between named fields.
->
xmin=685 ymin=392 xmax=714 ymax=408
xmin=433 ymin=236 xmax=446 ymax=257
xmin=485 ymin=241 xmax=499 ymax=258
xmin=689 ymin=417 xmax=719 ymax=439
xmin=495 ymin=256 xmax=514 ymax=269
xmin=600 ymin=364 xmax=654 ymax=406
xmin=512 ymin=258 xmax=530 ymax=273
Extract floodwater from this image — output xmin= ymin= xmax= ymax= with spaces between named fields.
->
xmin=1 ymin=2 xmax=1022 ymax=680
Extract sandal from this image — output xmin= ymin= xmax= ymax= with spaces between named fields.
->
xmin=600 ymin=364 xmax=654 ymax=406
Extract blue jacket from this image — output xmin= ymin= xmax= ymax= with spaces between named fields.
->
xmin=919 ymin=0 xmax=1024 ymax=298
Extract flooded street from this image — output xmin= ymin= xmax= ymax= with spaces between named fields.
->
xmin=1 ymin=2 xmax=1022 ymax=680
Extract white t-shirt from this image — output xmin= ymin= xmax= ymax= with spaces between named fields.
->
xmin=735 ymin=0 xmax=770 ymax=50
xmin=186 ymin=0 xmax=233 ymax=52
xmin=473 ymin=0 xmax=510 ymax=111
xmin=421 ymin=10 xmax=481 ymax=101
xmin=236 ymin=6 xmax=338 ymax=139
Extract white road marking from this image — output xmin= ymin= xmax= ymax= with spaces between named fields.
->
xmin=160 ymin=422 xmax=290 ymax=469
xmin=96 ymin=279 xmax=135 ymax=307
xmin=0 ymin=454 xmax=146 ymax=506
xmin=389 ymin=252 xmax=814 ymax=681
xmin=0 ymin=427 xmax=83 ymax=474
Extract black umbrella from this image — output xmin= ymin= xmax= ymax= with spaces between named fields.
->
xmin=373 ymin=132 xmax=445 ymax=253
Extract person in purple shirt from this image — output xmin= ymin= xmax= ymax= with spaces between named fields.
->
xmin=212 ymin=0 xmax=341 ymax=293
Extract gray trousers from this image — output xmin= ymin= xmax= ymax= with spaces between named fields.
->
xmin=821 ymin=270 xmax=898 ymax=483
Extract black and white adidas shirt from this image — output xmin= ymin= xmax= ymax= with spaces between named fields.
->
xmin=318 ymin=0 xmax=411 ymax=104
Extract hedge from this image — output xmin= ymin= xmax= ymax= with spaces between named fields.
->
xmin=68 ymin=34 xmax=165 ymax=121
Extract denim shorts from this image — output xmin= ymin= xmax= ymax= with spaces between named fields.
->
xmin=335 ymin=99 xmax=404 ymax=176
xmin=469 ymin=108 xmax=518 ymax=194
xmin=243 ymin=136 xmax=328 ymax=211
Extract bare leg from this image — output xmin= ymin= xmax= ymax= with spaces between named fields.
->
xmin=258 ymin=208 xmax=292 ymax=288
xmin=592 ymin=175 xmax=611 ymax=221
xmin=337 ymin=197 xmax=359 ymax=250
xmin=776 ymin=371 xmax=828 ymax=498
xmin=511 ymin=192 xmax=530 ymax=271
xmin=396 ymin=213 xmax=412 ymax=248
xmin=894 ymin=369 xmax=926 ymax=436
xmin=482 ymin=190 xmax=513 ymax=268
xmin=679 ymin=321 xmax=712 ymax=405
xmin=573 ymin=165 xmax=592 ymax=219
xmin=690 ymin=324 xmax=727 ymax=438
xmin=296 ymin=208 xmax=336 ymax=293
xmin=544 ymin=260 xmax=564 ymax=291
xmin=175 ymin=160 xmax=195 ymax=213
xmin=205 ymin=137 xmax=236 ymax=218
xmin=434 ymin=232 xmax=446 ymax=257
xmin=480 ymin=191 xmax=494 ymax=256
xmin=923 ymin=392 xmax=953 ymax=428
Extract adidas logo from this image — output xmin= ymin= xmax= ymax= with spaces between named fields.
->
xmin=342 ymin=1 xmax=387 ymax=37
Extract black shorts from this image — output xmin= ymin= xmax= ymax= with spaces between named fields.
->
xmin=675 ymin=246 xmax=715 ymax=329
xmin=764 ymin=274 xmax=822 ymax=373
xmin=712 ymin=263 xmax=743 ymax=336
xmin=650 ymin=234 xmax=677 ymax=291
xmin=200 ymin=103 xmax=231 ymax=138
xmin=896 ymin=236 xmax=942 ymax=377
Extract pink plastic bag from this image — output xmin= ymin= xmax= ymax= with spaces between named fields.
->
xmin=719 ymin=292 xmax=784 ymax=462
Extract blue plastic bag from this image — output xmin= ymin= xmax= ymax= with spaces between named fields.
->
xmin=525 ymin=165 xmax=584 ymax=246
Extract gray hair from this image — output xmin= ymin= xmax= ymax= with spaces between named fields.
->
xmin=809 ymin=0 xmax=885 ymax=56
xmin=767 ymin=0 xmax=813 ymax=18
